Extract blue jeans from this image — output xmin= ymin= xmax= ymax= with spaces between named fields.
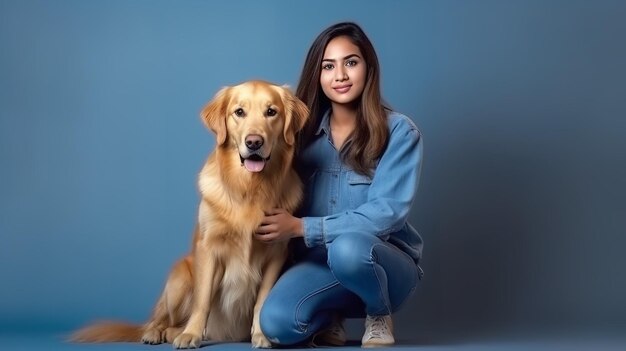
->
xmin=259 ymin=233 xmax=420 ymax=345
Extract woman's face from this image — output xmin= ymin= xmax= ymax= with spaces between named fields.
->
xmin=319 ymin=36 xmax=367 ymax=106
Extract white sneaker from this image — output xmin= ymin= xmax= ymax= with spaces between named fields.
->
xmin=361 ymin=315 xmax=395 ymax=348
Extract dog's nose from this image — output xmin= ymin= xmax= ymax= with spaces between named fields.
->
xmin=245 ymin=134 xmax=264 ymax=151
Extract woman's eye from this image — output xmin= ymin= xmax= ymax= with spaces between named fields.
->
xmin=234 ymin=108 xmax=245 ymax=117
xmin=322 ymin=63 xmax=333 ymax=70
xmin=266 ymin=108 xmax=277 ymax=117
xmin=346 ymin=60 xmax=357 ymax=67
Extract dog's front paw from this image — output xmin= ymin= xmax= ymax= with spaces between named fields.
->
xmin=163 ymin=327 xmax=184 ymax=344
xmin=251 ymin=330 xmax=273 ymax=348
xmin=141 ymin=328 xmax=162 ymax=345
xmin=173 ymin=333 xmax=201 ymax=349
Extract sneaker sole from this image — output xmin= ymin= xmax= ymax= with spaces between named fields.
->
xmin=362 ymin=341 xmax=395 ymax=348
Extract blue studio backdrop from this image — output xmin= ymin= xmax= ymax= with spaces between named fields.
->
xmin=1 ymin=0 xmax=625 ymax=344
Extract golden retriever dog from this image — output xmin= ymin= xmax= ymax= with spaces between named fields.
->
xmin=70 ymin=80 xmax=308 ymax=348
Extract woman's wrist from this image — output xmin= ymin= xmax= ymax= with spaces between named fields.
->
xmin=292 ymin=218 xmax=304 ymax=238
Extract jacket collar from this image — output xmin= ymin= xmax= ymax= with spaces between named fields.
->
xmin=315 ymin=109 xmax=331 ymax=136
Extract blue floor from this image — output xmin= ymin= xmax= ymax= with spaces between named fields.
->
xmin=1 ymin=331 xmax=625 ymax=351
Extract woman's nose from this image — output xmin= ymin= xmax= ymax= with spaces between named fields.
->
xmin=335 ymin=67 xmax=348 ymax=81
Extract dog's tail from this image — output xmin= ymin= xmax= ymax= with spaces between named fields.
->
xmin=69 ymin=321 xmax=144 ymax=343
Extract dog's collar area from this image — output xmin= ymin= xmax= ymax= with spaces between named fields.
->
xmin=240 ymin=154 xmax=271 ymax=173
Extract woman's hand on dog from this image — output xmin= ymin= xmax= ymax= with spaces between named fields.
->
xmin=255 ymin=208 xmax=303 ymax=243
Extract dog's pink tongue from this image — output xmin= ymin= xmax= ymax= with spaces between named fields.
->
xmin=244 ymin=159 xmax=265 ymax=172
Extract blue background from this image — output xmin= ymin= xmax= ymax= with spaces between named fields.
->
xmin=1 ymin=0 xmax=625 ymax=345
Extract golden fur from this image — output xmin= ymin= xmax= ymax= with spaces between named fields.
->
xmin=70 ymin=80 xmax=309 ymax=348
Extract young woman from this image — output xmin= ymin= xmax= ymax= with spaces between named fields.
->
xmin=255 ymin=22 xmax=424 ymax=348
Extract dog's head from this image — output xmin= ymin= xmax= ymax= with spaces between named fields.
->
xmin=201 ymin=80 xmax=309 ymax=173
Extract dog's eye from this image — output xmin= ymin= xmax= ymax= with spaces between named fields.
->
xmin=234 ymin=108 xmax=245 ymax=117
xmin=266 ymin=108 xmax=277 ymax=117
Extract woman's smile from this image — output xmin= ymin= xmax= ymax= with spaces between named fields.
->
xmin=333 ymin=84 xmax=352 ymax=93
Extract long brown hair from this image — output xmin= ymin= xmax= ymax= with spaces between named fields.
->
xmin=296 ymin=22 xmax=390 ymax=176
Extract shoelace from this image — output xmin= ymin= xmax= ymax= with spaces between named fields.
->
xmin=366 ymin=317 xmax=390 ymax=339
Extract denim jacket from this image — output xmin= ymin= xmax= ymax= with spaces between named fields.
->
xmin=295 ymin=110 xmax=424 ymax=265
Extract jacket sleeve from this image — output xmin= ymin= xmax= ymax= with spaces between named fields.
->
xmin=301 ymin=117 xmax=423 ymax=247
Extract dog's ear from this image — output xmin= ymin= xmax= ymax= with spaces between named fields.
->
xmin=280 ymin=85 xmax=309 ymax=146
xmin=201 ymin=86 xmax=231 ymax=145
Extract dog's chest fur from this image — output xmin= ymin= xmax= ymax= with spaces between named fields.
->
xmin=196 ymin=164 xmax=294 ymax=341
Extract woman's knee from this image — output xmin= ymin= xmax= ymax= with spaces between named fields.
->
xmin=327 ymin=233 xmax=379 ymax=280
xmin=259 ymin=301 xmax=306 ymax=345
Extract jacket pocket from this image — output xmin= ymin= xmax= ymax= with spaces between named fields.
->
xmin=347 ymin=171 xmax=372 ymax=207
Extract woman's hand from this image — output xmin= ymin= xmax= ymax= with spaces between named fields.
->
xmin=255 ymin=208 xmax=303 ymax=243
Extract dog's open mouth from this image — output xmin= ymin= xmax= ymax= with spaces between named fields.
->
xmin=240 ymin=154 xmax=270 ymax=173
